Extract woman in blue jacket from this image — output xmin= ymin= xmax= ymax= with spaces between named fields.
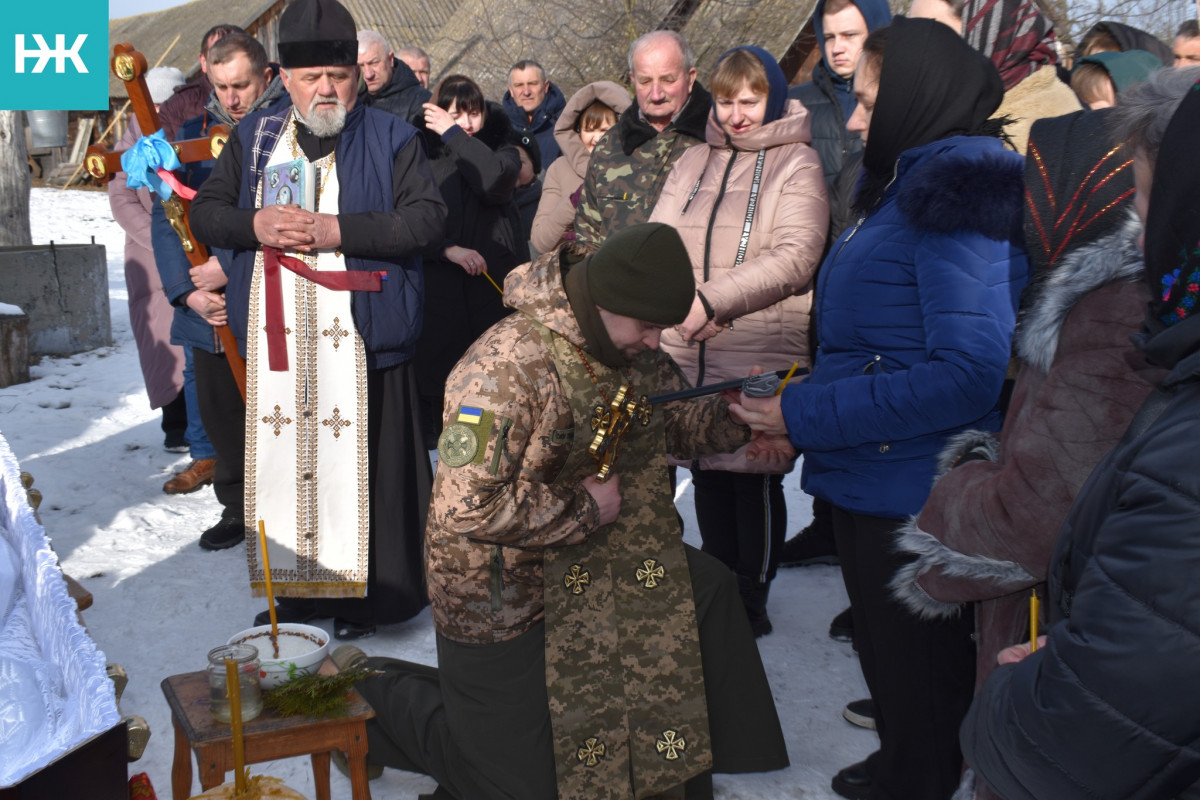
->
xmin=734 ymin=17 xmax=1028 ymax=799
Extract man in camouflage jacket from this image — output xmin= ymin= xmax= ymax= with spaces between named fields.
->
xmin=573 ymin=31 xmax=711 ymax=246
xmin=353 ymin=224 xmax=789 ymax=799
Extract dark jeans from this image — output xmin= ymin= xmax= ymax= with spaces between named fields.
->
xmin=692 ymin=468 xmax=786 ymax=585
xmin=192 ymin=347 xmax=244 ymax=519
xmin=832 ymin=505 xmax=975 ymax=800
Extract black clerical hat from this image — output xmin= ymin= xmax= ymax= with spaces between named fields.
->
xmin=277 ymin=0 xmax=357 ymax=69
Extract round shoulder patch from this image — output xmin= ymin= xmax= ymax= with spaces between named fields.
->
xmin=437 ymin=423 xmax=479 ymax=468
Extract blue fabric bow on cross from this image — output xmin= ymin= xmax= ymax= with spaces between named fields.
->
xmin=120 ymin=128 xmax=181 ymax=197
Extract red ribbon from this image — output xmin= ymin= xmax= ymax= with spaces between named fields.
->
xmin=155 ymin=168 xmax=196 ymax=200
xmin=261 ymin=246 xmax=385 ymax=371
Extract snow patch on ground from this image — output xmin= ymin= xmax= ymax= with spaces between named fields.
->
xmin=0 ymin=187 xmax=874 ymax=798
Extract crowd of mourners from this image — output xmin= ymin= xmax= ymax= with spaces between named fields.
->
xmin=107 ymin=0 xmax=1200 ymax=795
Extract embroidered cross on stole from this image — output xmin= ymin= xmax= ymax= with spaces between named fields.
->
xmin=538 ymin=324 xmax=712 ymax=800
xmin=245 ymin=113 xmax=370 ymax=599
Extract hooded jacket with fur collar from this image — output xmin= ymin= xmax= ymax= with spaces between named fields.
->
xmin=780 ymin=134 xmax=1029 ymax=519
xmin=573 ymin=83 xmax=711 ymax=245
xmin=889 ymin=218 xmax=1162 ymax=695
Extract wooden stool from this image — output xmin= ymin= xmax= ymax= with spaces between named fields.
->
xmin=161 ymin=668 xmax=374 ymax=800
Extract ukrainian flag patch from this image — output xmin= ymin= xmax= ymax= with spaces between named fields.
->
xmin=437 ymin=405 xmax=494 ymax=468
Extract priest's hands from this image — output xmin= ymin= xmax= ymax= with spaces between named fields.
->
xmin=444 ymin=245 xmax=488 ymax=276
xmin=189 ymin=256 xmax=227 ymax=292
xmin=583 ymin=474 xmax=621 ymax=527
xmin=186 ymin=289 xmax=227 ymax=327
xmin=253 ymin=205 xmax=342 ymax=252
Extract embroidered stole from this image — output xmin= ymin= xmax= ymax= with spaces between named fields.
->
xmin=538 ymin=324 xmax=712 ymax=800
xmin=246 ymin=114 xmax=370 ymax=598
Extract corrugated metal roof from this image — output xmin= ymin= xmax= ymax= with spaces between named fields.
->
xmin=348 ymin=0 xmax=459 ymax=52
xmin=425 ymin=0 xmax=681 ymax=100
xmin=108 ymin=0 xmax=820 ymax=104
xmin=423 ymin=0 xmax=820 ymax=102
xmin=108 ymin=0 xmax=280 ymax=99
xmin=681 ymin=0 xmax=818 ymax=79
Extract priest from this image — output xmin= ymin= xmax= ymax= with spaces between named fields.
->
xmin=190 ymin=0 xmax=447 ymax=640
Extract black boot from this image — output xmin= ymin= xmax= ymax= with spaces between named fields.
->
xmin=161 ymin=390 xmax=189 ymax=452
xmin=736 ymin=575 xmax=773 ymax=637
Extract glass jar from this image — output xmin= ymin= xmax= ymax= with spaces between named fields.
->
xmin=207 ymin=644 xmax=263 ymax=724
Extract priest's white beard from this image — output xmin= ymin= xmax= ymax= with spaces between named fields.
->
xmin=296 ymin=95 xmax=347 ymax=138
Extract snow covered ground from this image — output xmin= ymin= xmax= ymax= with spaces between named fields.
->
xmin=3 ymin=187 xmax=874 ymax=798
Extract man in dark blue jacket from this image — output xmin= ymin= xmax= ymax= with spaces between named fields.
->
xmin=502 ymin=59 xmax=565 ymax=167
xmin=190 ymin=0 xmax=447 ymax=641
xmin=152 ymin=31 xmax=284 ymax=551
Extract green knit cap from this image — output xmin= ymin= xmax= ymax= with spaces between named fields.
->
xmin=586 ymin=223 xmax=695 ymax=325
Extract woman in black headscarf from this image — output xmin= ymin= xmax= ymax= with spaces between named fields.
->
xmin=416 ymin=75 xmax=527 ymax=448
xmin=730 ymin=17 xmax=1029 ymax=798
xmin=961 ymin=68 xmax=1200 ymax=800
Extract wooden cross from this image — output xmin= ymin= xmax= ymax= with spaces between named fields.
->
xmin=84 ymin=42 xmax=246 ymax=398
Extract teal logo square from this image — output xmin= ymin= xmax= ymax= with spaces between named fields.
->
xmin=3 ymin=1 xmax=109 ymax=110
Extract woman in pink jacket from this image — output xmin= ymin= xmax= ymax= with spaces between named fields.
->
xmin=650 ymin=46 xmax=828 ymax=635
xmin=530 ymin=80 xmax=631 ymax=255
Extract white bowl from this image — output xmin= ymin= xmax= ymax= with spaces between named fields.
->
xmin=227 ymin=623 xmax=329 ymax=689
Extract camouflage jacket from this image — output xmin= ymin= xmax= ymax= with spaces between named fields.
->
xmin=426 ymin=249 xmax=750 ymax=645
xmin=572 ymin=84 xmax=711 ymax=246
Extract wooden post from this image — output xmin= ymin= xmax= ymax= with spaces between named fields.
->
xmin=0 ymin=310 xmax=30 ymax=387
xmin=0 ymin=111 xmax=32 ymax=248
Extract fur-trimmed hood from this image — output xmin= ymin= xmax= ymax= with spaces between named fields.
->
xmin=895 ymin=136 xmax=1025 ymax=241
xmin=1016 ymin=213 xmax=1144 ymax=373
xmin=891 ymin=516 xmax=1036 ymax=620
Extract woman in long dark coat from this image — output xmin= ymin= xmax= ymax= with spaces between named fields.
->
xmin=416 ymin=75 xmax=526 ymax=448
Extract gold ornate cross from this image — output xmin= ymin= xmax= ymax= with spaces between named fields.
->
xmin=577 ymin=737 xmax=606 ymax=767
xmin=588 ymin=386 xmax=652 ymax=483
xmin=656 ymin=730 xmax=686 ymax=760
xmin=636 ymin=559 xmax=665 ymax=589
xmin=563 ymin=564 xmax=591 ymax=595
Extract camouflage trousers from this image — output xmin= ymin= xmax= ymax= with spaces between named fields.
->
xmin=355 ymin=546 xmax=788 ymax=799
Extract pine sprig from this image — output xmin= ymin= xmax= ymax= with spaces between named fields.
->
xmin=261 ymin=666 xmax=372 ymax=718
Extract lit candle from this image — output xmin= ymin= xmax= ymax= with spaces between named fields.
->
xmin=258 ymin=520 xmax=280 ymax=659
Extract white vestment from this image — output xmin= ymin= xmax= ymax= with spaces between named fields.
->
xmin=245 ymin=114 xmax=369 ymax=598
